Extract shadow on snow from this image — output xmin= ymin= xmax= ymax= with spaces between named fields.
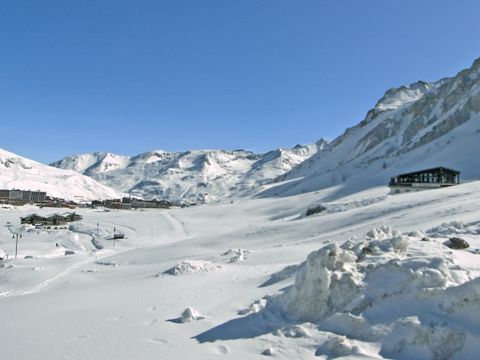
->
xmin=194 ymin=308 xmax=287 ymax=343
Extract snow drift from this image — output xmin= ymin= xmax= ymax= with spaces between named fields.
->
xmin=270 ymin=227 xmax=479 ymax=359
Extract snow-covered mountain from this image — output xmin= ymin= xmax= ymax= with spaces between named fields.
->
xmin=265 ymin=57 xmax=480 ymax=199
xmin=0 ymin=148 xmax=123 ymax=201
xmin=52 ymin=57 xmax=480 ymax=203
xmin=51 ymin=141 xmax=327 ymax=203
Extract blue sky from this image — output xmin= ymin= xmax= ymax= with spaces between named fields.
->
xmin=1 ymin=1 xmax=480 ymax=163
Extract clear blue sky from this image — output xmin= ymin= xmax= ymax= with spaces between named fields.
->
xmin=1 ymin=1 xmax=479 ymax=163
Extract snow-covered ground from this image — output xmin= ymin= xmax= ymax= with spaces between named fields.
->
xmin=1 ymin=180 xmax=480 ymax=359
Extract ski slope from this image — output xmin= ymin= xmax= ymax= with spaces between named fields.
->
xmin=1 ymin=181 xmax=480 ymax=359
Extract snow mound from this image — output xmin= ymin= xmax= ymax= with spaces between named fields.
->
xmin=315 ymin=335 xmax=361 ymax=359
xmin=269 ymin=227 xmax=480 ymax=359
xmin=238 ymin=298 xmax=267 ymax=316
xmin=163 ymin=260 xmax=221 ymax=276
xmin=179 ymin=307 xmax=205 ymax=323
xmin=275 ymin=243 xmax=361 ymax=323
xmin=405 ymin=229 xmax=427 ymax=238
xmin=275 ymin=324 xmax=315 ymax=338
xmin=221 ymin=248 xmax=250 ymax=262
xmin=308 ymin=196 xmax=387 ymax=216
xmin=275 ymin=235 xmax=452 ymax=322
xmin=381 ymin=316 xmax=465 ymax=360
xmin=427 ymin=220 xmax=480 ymax=237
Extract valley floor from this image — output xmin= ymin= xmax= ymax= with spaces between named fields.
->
xmin=1 ymin=182 xmax=480 ymax=359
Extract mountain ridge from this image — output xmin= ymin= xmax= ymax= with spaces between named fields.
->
xmin=50 ymin=56 xmax=480 ymax=203
xmin=51 ymin=141 xmax=327 ymax=203
xmin=266 ymin=56 xmax=480 ymax=199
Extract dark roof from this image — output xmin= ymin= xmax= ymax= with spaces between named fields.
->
xmin=46 ymin=214 xmax=67 ymax=220
xmin=395 ymin=167 xmax=460 ymax=178
xmin=21 ymin=214 xmax=46 ymax=220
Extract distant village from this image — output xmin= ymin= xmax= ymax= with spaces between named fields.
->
xmin=0 ymin=188 xmax=173 ymax=210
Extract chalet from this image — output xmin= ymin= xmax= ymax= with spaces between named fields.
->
xmin=63 ymin=212 xmax=83 ymax=222
xmin=45 ymin=215 xmax=68 ymax=226
xmin=21 ymin=214 xmax=47 ymax=225
xmin=389 ymin=167 xmax=460 ymax=194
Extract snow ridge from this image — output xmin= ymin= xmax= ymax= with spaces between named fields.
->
xmin=270 ymin=57 xmax=480 ymax=198
xmin=52 ymin=142 xmax=326 ymax=203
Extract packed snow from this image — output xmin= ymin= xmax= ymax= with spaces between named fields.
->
xmin=163 ymin=260 xmax=222 ymax=276
xmin=1 ymin=179 xmax=480 ymax=359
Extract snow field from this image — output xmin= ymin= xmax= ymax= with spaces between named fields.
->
xmin=1 ymin=181 xmax=480 ymax=359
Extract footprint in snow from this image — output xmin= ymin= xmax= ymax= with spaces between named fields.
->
xmin=143 ymin=318 xmax=158 ymax=327
xmin=146 ymin=338 xmax=169 ymax=345
xmin=215 ymin=345 xmax=229 ymax=355
xmin=110 ymin=315 xmax=126 ymax=322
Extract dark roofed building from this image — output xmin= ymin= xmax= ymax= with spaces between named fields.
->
xmin=389 ymin=167 xmax=460 ymax=194
xmin=45 ymin=214 xmax=67 ymax=226
xmin=63 ymin=212 xmax=83 ymax=222
xmin=21 ymin=214 xmax=47 ymax=224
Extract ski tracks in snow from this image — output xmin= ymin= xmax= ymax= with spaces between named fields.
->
xmin=163 ymin=211 xmax=189 ymax=238
xmin=0 ymin=251 xmax=114 ymax=299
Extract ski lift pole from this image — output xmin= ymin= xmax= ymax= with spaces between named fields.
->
xmin=9 ymin=226 xmax=22 ymax=260
xmin=14 ymin=233 xmax=20 ymax=259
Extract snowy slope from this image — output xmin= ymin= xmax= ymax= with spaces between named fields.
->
xmin=2 ymin=178 xmax=480 ymax=359
xmin=267 ymin=57 xmax=480 ymax=199
xmin=0 ymin=148 xmax=124 ymax=201
xmin=52 ymin=141 xmax=327 ymax=203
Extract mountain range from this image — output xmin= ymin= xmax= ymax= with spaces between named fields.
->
xmin=50 ymin=141 xmax=327 ymax=203
xmin=2 ymin=57 xmax=480 ymax=203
